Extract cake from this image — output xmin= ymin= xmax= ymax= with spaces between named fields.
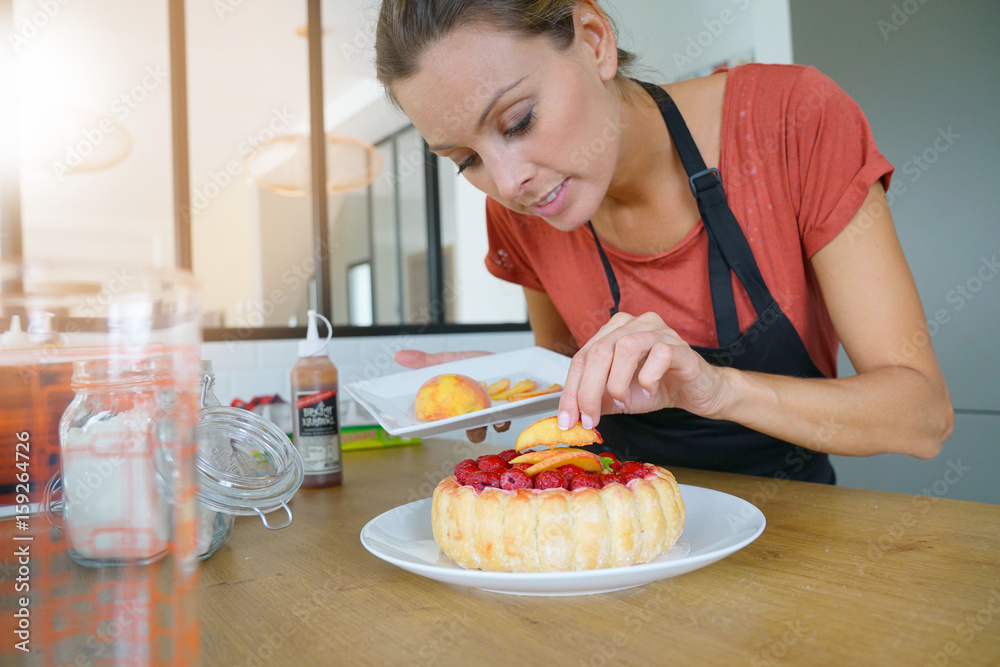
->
xmin=430 ymin=417 xmax=685 ymax=572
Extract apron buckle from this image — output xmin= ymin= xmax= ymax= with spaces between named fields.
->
xmin=689 ymin=167 xmax=722 ymax=198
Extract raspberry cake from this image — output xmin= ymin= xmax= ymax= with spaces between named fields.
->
xmin=431 ymin=417 xmax=685 ymax=572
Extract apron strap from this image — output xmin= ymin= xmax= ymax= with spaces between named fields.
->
xmin=707 ymin=230 xmax=740 ymax=345
xmin=635 ymin=80 xmax=776 ymax=345
xmin=587 ymin=221 xmax=620 ymax=317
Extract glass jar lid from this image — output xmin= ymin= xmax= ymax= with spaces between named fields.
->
xmin=195 ymin=407 xmax=304 ymax=529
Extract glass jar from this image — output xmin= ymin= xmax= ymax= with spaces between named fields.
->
xmin=196 ymin=360 xmax=235 ymax=559
xmin=195 ymin=407 xmax=304 ymax=526
xmin=58 ymin=358 xmax=169 ymax=566
xmin=195 ymin=361 xmax=304 ymax=560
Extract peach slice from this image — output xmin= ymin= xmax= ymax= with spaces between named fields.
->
xmin=525 ymin=450 xmax=604 ymax=476
xmin=508 ymin=447 xmax=597 ymax=465
xmin=508 ymin=450 xmax=561 ymax=465
xmin=486 ymin=378 xmax=511 ymax=398
xmin=507 ymin=384 xmax=562 ymax=401
xmin=491 ymin=379 xmax=537 ymax=401
xmin=514 ymin=416 xmax=603 ymax=451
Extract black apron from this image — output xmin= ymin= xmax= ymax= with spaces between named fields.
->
xmin=587 ymin=81 xmax=836 ymax=484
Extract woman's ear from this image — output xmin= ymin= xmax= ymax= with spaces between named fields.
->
xmin=575 ymin=2 xmax=619 ymax=82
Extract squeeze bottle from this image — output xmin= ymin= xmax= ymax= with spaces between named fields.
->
xmin=291 ymin=310 xmax=342 ymax=487
xmin=1 ymin=315 xmax=32 ymax=348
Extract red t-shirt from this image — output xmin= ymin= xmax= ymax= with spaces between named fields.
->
xmin=485 ymin=64 xmax=894 ymax=379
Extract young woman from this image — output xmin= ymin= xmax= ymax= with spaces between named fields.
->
xmin=375 ymin=0 xmax=953 ymax=482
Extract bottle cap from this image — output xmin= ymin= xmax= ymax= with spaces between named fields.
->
xmin=1 ymin=315 xmax=33 ymax=348
xmin=298 ymin=309 xmax=333 ymax=357
xmin=28 ymin=312 xmax=57 ymax=344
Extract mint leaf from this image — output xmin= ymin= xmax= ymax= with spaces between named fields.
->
xmin=600 ymin=456 xmax=613 ymax=468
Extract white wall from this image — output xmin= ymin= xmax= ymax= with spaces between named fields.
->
xmin=203 ymin=330 xmax=536 ymax=437
xmin=790 ymin=0 xmax=1000 ymax=504
xmin=192 ymin=176 xmax=256 ymax=327
xmin=443 ymin=166 xmax=528 ymax=324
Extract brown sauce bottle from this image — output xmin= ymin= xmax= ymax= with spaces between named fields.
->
xmin=291 ymin=310 xmax=342 ymax=487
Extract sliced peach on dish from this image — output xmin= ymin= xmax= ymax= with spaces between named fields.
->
xmin=525 ymin=451 xmax=604 ymax=476
xmin=508 ymin=447 xmax=598 ymax=465
xmin=514 ymin=416 xmax=603 ymax=451
xmin=486 ymin=378 xmax=511 ymax=399
xmin=506 ymin=384 xmax=562 ymax=401
xmin=491 ymin=379 xmax=537 ymax=401
xmin=508 ymin=450 xmax=562 ymax=465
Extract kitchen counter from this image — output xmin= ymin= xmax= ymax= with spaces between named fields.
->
xmin=201 ymin=439 xmax=1000 ymax=666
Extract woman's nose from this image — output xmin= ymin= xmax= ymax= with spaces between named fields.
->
xmin=489 ymin=152 xmax=533 ymax=202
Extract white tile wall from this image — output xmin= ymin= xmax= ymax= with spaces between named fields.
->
xmin=201 ymin=330 xmax=535 ymax=442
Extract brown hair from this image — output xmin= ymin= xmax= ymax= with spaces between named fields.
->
xmin=375 ymin=0 xmax=636 ymax=103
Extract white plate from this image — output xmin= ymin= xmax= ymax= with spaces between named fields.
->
xmin=359 ymin=484 xmax=766 ymax=596
xmin=342 ymin=347 xmax=571 ymax=437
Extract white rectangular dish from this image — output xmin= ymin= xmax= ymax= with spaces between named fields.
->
xmin=342 ymin=347 xmax=571 ymax=438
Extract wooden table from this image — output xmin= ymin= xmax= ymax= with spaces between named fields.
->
xmin=200 ymin=439 xmax=1000 ymax=666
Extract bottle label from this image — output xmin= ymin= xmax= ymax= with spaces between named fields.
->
xmin=294 ymin=390 xmax=341 ymax=474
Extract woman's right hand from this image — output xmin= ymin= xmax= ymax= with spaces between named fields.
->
xmin=393 ymin=349 xmax=510 ymax=442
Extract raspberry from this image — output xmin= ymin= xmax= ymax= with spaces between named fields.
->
xmin=619 ymin=462 xmax=650 ymax=483
xmin=558 ymin=464 xmax=586 ymax=480
xmin=500 ymin=469 xmax=532 ymax=491
xmin=476 ymin=454 xmax=509 ymax=473
xmin=618 ymin=461 xmax=645 ymax=475
xmin=510 ymin=462 xmax=532 ymax=472
xmin=468 ymin=470 xmax=501 ymax=492
xmin=570 ymin=474 xmax=602 ymax=490
xmin=599 ymin=473 xmax=622 ymax=488
xmin=534 ymin=469 xmax=568 ymax=490
xmin=454 ymin=459 xmax=479 ymax=485
xmin=599 ymin=452 xmax=622 ymax=472
xmin=456 ymin=467 xmax=479 ymax=486
xmin=497 ymin=449 xmax=519 ymax=463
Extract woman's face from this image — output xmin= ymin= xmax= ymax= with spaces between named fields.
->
xmin=392 ymin=12 xmax=621 ymax=232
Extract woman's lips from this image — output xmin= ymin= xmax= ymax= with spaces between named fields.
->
xmin=531 ymin=179 xmax=568 ymax=217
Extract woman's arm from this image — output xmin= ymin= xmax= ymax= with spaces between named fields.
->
xmin=558 ymin=183 xmax=954 ymax=458
xmin=721 ymin=182 xmax=953 ymax=458
xmin=524 ymin=287 xmax=579 ymax=357
xmin=394 ymin=289 xmax=576 ymax=364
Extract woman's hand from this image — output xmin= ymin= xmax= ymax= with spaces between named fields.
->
xmin=394 ymin=349 xmax=511 ymax=442
xmin=556 ymin=312 xmax=735 ymax=430
xmin=394 ymin=350 xmax=492 ymax=369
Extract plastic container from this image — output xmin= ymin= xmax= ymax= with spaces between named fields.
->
xmin=0 ymin=261 xmax=202 ymax=665
xmin=291 ymin=310 xmax=342 ymax=487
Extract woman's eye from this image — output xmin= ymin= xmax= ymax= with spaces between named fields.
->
xmin=505 ymin=109 xmax=535 ymax=138
xmin=454 ymin=109 xmax=534 ymax=175
xmin=456 ymin=155 xmax=478 ymax=175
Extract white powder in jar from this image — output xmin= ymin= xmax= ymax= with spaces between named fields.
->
xmin=197 ymin=503 xmax=220 ymax=556
xmin=62 ymin=412 xmax=170 ymax=562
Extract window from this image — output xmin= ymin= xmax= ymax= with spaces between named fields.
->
xmin=0 ymin=0 xmax=529 ymax=341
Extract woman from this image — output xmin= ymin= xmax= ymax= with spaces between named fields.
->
xmin=375 ymin=0 xmax=953 ymax=482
